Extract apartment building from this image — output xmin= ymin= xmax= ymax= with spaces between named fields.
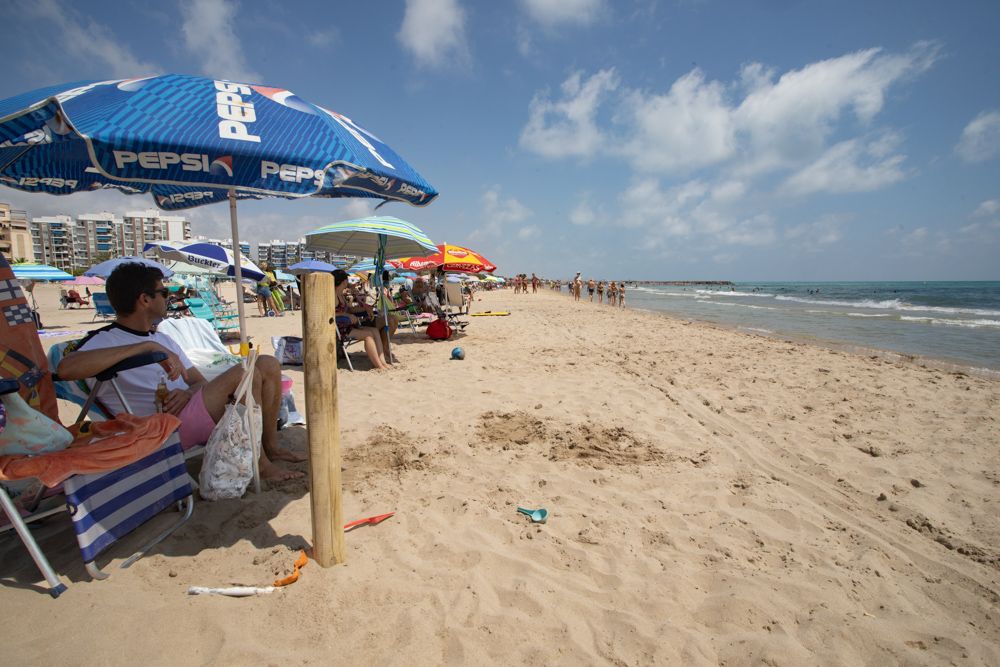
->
xmin=29 ymin=209 xmax=191 ymax=272
xmin=0 ymin=202 xmax=34 ymax=262
xmin=191 ymin=236 xmax=251 ymax=259
xmin=257 ymin=238 xmax=346 ymax=269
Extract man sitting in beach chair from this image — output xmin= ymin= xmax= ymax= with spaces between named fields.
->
xmin=56 ymin=262 xmax=305 ymax=481
xmin=65 ymin=289 xmax=90 ymax=308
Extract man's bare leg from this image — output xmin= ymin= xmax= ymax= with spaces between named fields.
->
xmin=252 ymin=355 xmax=307 ymax=464
xmin=200 ymin=360 xmax=305 ymax=480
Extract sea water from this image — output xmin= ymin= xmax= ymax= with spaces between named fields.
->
xmin=626 ymin=281 xmax=1000 ymax=376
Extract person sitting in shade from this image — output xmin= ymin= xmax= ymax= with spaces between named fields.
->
xmin=333 ymin=269 xmax=390 ymax=370
xmin=57 ymin=262 xmax=305 ymax=481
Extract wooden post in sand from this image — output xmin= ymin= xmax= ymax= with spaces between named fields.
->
xmin=302 ymin=272 xmax=345 ymax=566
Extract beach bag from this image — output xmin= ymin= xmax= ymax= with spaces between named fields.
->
xmin=426 ymin=318 xmax=453 ymax=340
xmin=198 ymin=402 xmax=261 ymax=500
xmin=272 ymin=336 xmax=304 ymax=365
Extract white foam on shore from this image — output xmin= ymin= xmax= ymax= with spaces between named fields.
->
xmin=775 ymin=295 xmax=1000 ymax=317
xmin=900 ymin=316 xmax=1000 ymax=329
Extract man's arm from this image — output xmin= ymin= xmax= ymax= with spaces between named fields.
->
xmin=57 ymin=341 xmax=188 ymax=382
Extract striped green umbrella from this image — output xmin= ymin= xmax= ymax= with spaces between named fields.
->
xmin=11 ymin=263 xmax=74 ymax=281
xmin=304 ymin=216 xmax=436 ymax=258
xmin=305 ymin=216 xmax=437 ymax=365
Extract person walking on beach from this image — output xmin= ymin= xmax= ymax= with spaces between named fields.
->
xmin=531 ymin=273 xmax=539 ymax=293
xmin=256 ymin=262 xmax=278 ymax=316
xmin=618 ymin=282 xmax=626 ymax=308
xmin=56 ymin=262 xmax=304 ymax=481
xmin=587 ymin=278 xmax=596 ymax=302
xmin=573 ymin=272 xmax=582 ymax=301
xmin=608 ymin=281 xmax=617 ymax=306
xmin=596 ymin=280 xmax=604 ymax=304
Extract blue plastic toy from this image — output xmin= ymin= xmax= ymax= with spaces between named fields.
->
xmin=451 ymin=347 xmax=465 ymax=360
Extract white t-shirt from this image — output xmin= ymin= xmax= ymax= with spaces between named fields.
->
xmin=76 ymin=323 xmax=194 ymax=417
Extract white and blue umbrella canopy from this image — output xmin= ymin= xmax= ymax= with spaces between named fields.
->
xmin=85 ymin=256 xmax=173 ymax=279
xmin=144 ymin=241 xmax=266 ymax=281
xmin=304 ymin=216 xmax=436 ymax=259
xmin=0 ymin=75 xmax=438 ymax=210
xmin=274 ymin=270 xmax=295 ymax=282
xmin=287 ymin=259 xmax=340 ymax=275
xmin=10 ymin=263 xmax=73 ymax=281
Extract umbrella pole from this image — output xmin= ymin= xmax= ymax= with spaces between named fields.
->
xmin=228 ymin=190 xmax=249 ymax=347
xmin=376 ymin=234 xmax=392 ymax=365
xmin=228 ymin=190 xmax=259 ymax=494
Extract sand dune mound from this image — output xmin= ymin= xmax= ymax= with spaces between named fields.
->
xmin=476 ymin=410 xmax=665 ymax=467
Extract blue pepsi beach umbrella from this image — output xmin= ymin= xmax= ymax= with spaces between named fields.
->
xmin=0 ymin=74 xmax=438 ymax=342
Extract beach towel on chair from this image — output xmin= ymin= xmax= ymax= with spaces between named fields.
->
xmin=0 ymin=413 xmax=181 ymax=487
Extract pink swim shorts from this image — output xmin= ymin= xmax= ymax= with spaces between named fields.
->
xmin=177 ymin=389 xmax=215 ymax=450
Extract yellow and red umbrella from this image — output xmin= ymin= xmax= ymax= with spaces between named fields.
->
xmin=390 ymin=243 xmax=496 ymax=274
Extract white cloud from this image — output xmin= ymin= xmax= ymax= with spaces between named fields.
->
xmin=519 ymin=69 xmax=619 ymax=159
xmin=719 ymin=213 xmax=777 ymax=246
xmin=28 ymin=0 xmax=161 ymax=78
xmin=306 ymin=28 xmax=340 ymax=48
xmin=956 ymin=111 xmax=1000 ymax=163
xmin=973 ymin=199 xmax=1000 ymax=217
xmin=471 ymin=186 xmax=533 ymax=239
xmin=520 ymin=42 xmax=940 ymax=195
xmin=520 ymin=0 xmax=605 ymax=26
xmin=398 ymin=0 xmax=469 ymax=69
xmin=569 ymin=195 xmax=603 ymax=226
xmin=517 ymin=225 xmax=541 ymax=239
xmin=782 ymin=134 xmax=907 ymax=195
xmin=617 ymin=178 xmax=704 ymax=232
xmin=180 ymin=0 xmax=261 ymax=82
xmin=619 ymin=70 xmax=736 ymax=172
xmin=734 ymin=42 xmax=938 ymax=175
xmin=341 ymin=198 xmax=375 ymax=219
xmin=785 ymin=214 xmax=847 ymax=252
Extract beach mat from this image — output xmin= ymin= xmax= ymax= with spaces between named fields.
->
xmin=470 ymin=311 xmax=510 ymax=317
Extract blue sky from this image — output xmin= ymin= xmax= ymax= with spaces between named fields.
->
xmin=2 ymin=0 xmax=999 ymax=280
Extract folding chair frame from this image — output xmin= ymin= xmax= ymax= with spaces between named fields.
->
xmin=1 ymin=353 xmax=195 ymax=597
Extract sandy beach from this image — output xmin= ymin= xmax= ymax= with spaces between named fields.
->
xmin=3 ymin=283 xmax=999 ymax=665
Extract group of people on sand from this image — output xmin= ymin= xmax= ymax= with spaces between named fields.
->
xmin=568 ymin=272 xmax=625 ymax=307
xmin=512 ymin=273 xmax=539 ymax=294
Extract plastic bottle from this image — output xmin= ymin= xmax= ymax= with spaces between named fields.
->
xmin=155 ymin=374 xmax=169 ymax=413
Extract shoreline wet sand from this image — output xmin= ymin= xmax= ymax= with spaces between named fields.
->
xmin=3 ymin=284 xmax=999 ymax=665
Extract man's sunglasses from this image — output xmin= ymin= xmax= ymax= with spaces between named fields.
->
xmin=147 ymin=288 xmax=170 ymax=299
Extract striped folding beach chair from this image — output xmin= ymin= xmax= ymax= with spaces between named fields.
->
xmin=0 ymin=255 xmax=193 ymax=597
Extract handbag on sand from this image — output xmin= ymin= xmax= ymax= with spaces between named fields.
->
xmin=198 ymin=402 xmax=261 ymax=500
xmin=426 ymin=318 xmax=453 ymax=340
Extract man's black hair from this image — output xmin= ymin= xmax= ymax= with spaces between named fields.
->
xmin=106 ymin=262 xmax=164 ymax=315
xmin=332 ymin=269 xmax=349 ymax=286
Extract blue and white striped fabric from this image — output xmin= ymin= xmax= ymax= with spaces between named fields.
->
xmin=10 ymin=263 xmax=73 ymax=281
xmin=144 ymin=241 xmax=266 ymax=281
xmin=305 ymin=216 xmax=437 ymax=258
xmin=0 ymin=75 xmax=437 ymax=211
xmin=63 ymin=434 xmax=191 ymax=564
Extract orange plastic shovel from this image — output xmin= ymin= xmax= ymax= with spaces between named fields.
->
xmin=344 ymin=512 xmax=395 ymax=531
